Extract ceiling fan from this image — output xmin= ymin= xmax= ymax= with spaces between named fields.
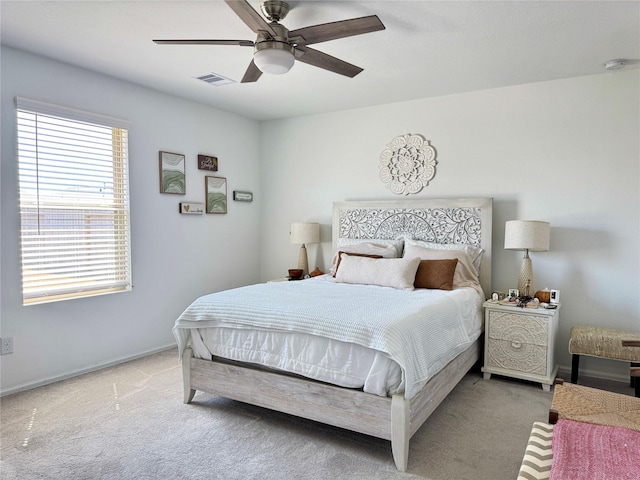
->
xmin=153 ymin=0 xmax=385 ymax=83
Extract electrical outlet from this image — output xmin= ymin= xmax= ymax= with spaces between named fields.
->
xmin=1 ymin=337 xmax=14 ymax=355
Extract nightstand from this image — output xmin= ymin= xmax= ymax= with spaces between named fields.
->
xmin=481 ymin=301 xmax=560 ymax=391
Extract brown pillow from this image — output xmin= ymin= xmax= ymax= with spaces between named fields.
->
xmin=404 ymin=244 xmax=480 ymax=290
xmin=414 ymin=258 xmax=459 ymax=290
xmin=333 ymin=251 xmax=383 ymax=277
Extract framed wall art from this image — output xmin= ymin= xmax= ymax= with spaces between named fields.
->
xmin=205 ymin=176 xmax=227 ymax=214
xmin=179 ymin=202 xmax=204 ymax=215
xmin=198 ymin=154 xmax=218 ymax=171
xmin=233 ymin=191 xmax=253 ymax=202
xmin=159 ymin=151 xmax=186 ymax=194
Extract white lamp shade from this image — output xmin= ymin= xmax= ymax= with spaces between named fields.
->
xmin=254 ymin=47 xmax=295 ymax=75
xmin=504 ymin=220 xmax=550 ymax=252
xmin=290 ymin=222 xmax=320 ymax=244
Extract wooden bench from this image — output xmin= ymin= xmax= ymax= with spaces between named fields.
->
xmin=568 ymin=326 xmax=640 ymax=392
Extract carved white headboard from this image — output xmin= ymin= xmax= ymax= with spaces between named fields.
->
xmin=332 ymin=198 xmax=493 ymax=295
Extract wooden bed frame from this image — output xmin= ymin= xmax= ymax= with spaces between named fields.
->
xmin=180 ymin=197 xmax=493 ymax=472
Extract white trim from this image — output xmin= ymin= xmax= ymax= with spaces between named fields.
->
xmin=0 ymin=344 xmax=177 ymax=397
xmin=557 ymin=364 xmax=633 ymax=384
xmin=15 ymin=96 xmax=130 ymax=129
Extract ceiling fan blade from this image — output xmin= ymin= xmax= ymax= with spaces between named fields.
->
xmin=241 ymin=59 xmax=263 ymax=83
xmin=153 ymin=39 xmax=254 ymax=47
xmin=225 ymin=0 xmax=277 ymax=37
xmin=294 ymin=46 xmax=363 ymax=78
xmin=289 ymin=15 xmax=385 ymax=46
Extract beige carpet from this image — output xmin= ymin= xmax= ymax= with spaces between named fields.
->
xmin=0 ymin=349 xmax=633 ymax=480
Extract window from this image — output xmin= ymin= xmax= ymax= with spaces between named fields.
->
xmin=16 ymin=97 xmax=132 ymax=305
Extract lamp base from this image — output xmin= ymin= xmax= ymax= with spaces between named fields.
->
xmin=297 ymin=244 xmax=309 ymax=276
xmin=518 ymin=256 xmax=533 ymax=296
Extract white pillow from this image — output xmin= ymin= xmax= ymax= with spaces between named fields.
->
xmin=335 ymin=255 xmax=420 ymax=291
xmin=403 ymin=238 xmax=484 ymax=272
xmin=336 ymin=238 xmax=404 ymax=258
xmin=403 ymin=243 xmax=481 ymax=291
xmin=329 ymin=241 xmax=401 ymax=276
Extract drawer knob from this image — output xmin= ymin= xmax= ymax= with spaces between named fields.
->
xmin=511 ymin=340 xmax=522 ymax=349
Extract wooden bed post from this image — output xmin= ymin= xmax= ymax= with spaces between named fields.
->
xmin=182 ymin=347 xmax=196 ymax=404
xmin=391 ymin=394 xmax=410 ymax=472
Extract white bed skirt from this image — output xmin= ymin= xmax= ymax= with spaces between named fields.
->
xmin=191 ymin=326 xmax=404 ymax=397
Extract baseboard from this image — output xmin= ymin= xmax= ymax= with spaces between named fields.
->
xmin=0 ymin=343 xmax=177 ymax=397
xmin=557 ymin=364 xmax=631 ymax=384
xmin=4 ymin=352 xmax=631 ymax=398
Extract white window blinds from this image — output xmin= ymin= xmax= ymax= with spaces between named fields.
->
xmin=15 ymin=97 xmax=132 ymax=305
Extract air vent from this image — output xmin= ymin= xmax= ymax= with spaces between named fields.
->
xmin=196 ymin=73 xmax=236 ymax=87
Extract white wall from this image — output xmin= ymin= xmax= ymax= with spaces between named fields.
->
xmin=259 ymin=70 xmax=640 ymax=381
xmin=0 ymin=47 xmax=262 ymax=394
xmin=2 ymin=46 xmax=638 ymax=394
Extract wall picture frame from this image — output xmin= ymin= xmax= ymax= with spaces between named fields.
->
xmin=198 ymin=154 xmax=218 ymax=171
xmin=159 ymin=151 xmax=186 ymax=194
xmin=205 ymin=176 xmax=227 ymax=214
xmin=179 ymin=202 xmax=204 ymax=215
xmin=233 ymin=191 xmax=253 ymax=202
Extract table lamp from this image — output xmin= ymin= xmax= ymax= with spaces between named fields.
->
xmin=290 ymin=222 xmax=320 ymax=276
xmin=504 ymin=220 xmax=550 ymax=296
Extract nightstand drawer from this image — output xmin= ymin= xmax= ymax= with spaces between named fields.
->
xmin=487 ymin=310 xmax=549 ymax=346
xmin=486 ymin=338 xmax=547 ymax=375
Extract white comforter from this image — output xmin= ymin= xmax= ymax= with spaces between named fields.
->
xmin=173 ymin=275 xmax=483 ymax=399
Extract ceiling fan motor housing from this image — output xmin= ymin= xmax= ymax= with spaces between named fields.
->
xmin=253 ymin=22 xmax=295 ymax=74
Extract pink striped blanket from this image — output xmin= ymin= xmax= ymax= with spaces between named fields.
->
xmin=550 ymin=419 xmax=640 ymax=480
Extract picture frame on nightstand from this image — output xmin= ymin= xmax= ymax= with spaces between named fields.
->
xmin=491 ymin=291 xmax=507 ymax=301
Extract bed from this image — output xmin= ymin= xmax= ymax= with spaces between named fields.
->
xmin=173 ymin=197 xmax=493 ymax=472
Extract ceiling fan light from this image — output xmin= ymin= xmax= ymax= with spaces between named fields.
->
xmin=254 ymin=46 xmax=295 ymax=75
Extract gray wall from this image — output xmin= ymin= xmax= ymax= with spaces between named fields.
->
xmin=1 ymin=47 xmax=261 ymax=394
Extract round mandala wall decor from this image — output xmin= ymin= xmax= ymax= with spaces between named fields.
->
xmin=379 ymin=133 xmax=437 ymax=195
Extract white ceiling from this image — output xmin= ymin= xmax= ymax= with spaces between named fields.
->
xmin=1 ymin=1 xmax=638 ymax=121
